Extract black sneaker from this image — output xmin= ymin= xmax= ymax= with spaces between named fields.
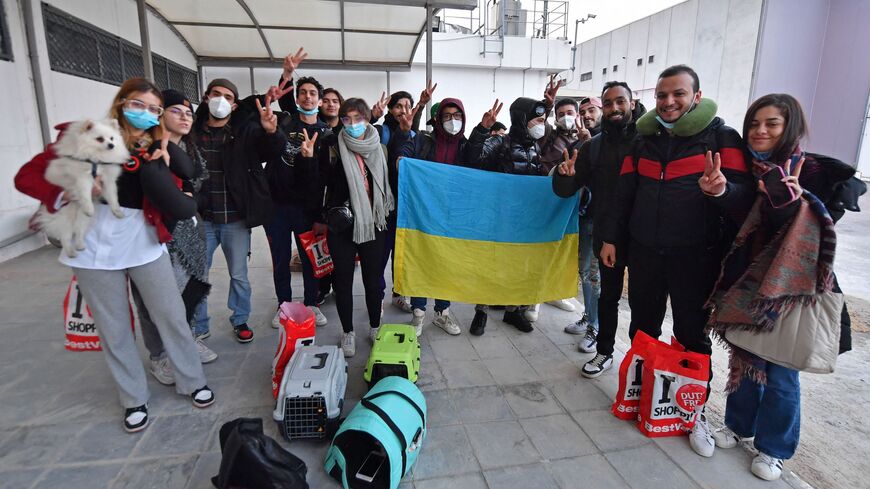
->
xmin=470 ymin=310 xmax=488 ymax=336
xmin=191 ymin=385 xmax=215 ymax=408
xmin=503 ymin=310 xmax=533 ymax=333
xmin=124 ymin=404 xmax=149 ymax=433
xmin=580 ymin=353 xmax=613 ymax=379
xmin=316 ymin=289 xmax=331 ymax=306
xmin=233 ymin=324 xmax=254 ymax=343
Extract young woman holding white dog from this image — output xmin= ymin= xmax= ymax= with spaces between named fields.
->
xmin=15 ymin=78 xmax=214 ymax=433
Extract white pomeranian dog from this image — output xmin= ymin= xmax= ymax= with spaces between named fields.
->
xmin=38 ymin=119 xmax=131 ymax=257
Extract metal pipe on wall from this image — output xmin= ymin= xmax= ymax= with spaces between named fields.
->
xmin=136 ymin=0 xmax=154 ymax=81
xmin=21 ymin=0 xmax=50 ymax=146
xmin=426 ymin=3 xmax=433 ymax=126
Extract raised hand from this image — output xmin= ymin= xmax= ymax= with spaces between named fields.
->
xmin=396 ymin=105 xmax=420 ymax=133
xmin=557 ymin=148 xmax=578 ymax=176
xmin=418 ymin=80 xmax=438 ymax=107
xmin=282 ymin=47 xmax=308 ymax=81
xmin=266 ymin=78 xmax=294 ymax=103
xmin=481 ymin=99 xmax=503 ymax=129
xmin=256 ymin=94 xmax=278 ymax=134
xmin=576 ymin=117 xmax=591 ymax=142
xmin=299 ymin=128 xmax=318 ymax=158
xmin=544 ymin=74 xmax=563 ymax=108
xmin=699 ymin=150 xmax=726 ymax=196
xmin=760 ymin=156 xmax=806 ymax=199
xmin=371 ymin=91 xmax=387 ymax=121
xmin=147 ymin=129 xmax=172 ymax=166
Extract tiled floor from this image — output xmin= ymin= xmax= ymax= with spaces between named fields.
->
xmin=0 ymin=233 xmax=802 ymax=489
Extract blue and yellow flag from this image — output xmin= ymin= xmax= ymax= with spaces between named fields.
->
xmin=393 ymin=158 xmax=579 ymax=305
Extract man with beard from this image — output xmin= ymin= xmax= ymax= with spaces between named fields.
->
xmin=577 ymin=96 xmax=603 ymax=140
xmin=552 ymin=81 xmax=645 ymax=378
xmin=192 ymin=78 xmax=286 ymax=343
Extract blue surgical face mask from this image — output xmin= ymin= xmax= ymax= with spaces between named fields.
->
xmin=749 ymin=148 xmax=772 ymax=161
xmin=123 ymin=109 xmax=159 ymax=130
xmin=297 ymin=105 xmax=319 ymax=116
xmin=345 ymin=122 xmax=366 ymax=138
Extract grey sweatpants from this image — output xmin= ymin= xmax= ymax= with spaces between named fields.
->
xmin=73 ymin=253 xmax=207 ymax=408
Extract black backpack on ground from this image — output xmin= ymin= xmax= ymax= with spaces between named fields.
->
xmin=211 ymin=417 xmax=309 ymax=489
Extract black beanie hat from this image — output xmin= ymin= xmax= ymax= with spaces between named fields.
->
xmin=509 ymin=97 xmax=547 ymax=128
xmin=162 ymin=89 xmax=191 ymax=110
xmin=206 ymin=78 xmax=239 ymax=101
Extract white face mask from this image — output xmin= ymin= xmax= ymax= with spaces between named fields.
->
xmin=208 ymin=96 xmax=232 ymax=119
xmin=527 ymin=123 xmax=546 ymax=140
xmin=442 ymin=119 xmax=462 ymax=135
xmin=557 ymin=115 xmax=576 ymax=131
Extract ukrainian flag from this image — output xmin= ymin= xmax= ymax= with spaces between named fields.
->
xmin=393 ymin=158 xmax=579 ymax=306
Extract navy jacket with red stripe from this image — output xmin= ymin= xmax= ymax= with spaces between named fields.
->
xmin=612 ymin=116 xmax=754 ymax=250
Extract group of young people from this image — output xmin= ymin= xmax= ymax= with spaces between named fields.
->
xmin=13 ymin=44 xmax=862 ymax=483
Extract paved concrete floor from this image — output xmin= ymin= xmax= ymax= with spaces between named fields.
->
xmin=0 ymin=219 xmax=863 ymax=489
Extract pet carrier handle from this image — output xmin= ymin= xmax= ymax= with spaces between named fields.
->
xmin=393 ymin=332 xmax=406 ymax=343
xmin=362 ymin=390 xmax=426 ymax=430
xmin=312 ymin=352 xmax=328 ymax=369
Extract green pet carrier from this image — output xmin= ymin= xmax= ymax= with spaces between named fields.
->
xmin=364 ymin=324 xmax=420 ymax=388
xmin=324 ymin=377 xmax=427 ymax=489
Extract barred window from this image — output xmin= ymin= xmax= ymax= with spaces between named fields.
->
xmin=0 ymin=0 xmax=12 ymax=62
xmin=580 ymin=71 xmax=592 ymax=82
xmin=42 ymin=4 xmax=197 ymax=101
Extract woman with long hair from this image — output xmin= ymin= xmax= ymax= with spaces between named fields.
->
xmin=700 ymin=93 xmax=857 ymax=480
xmin=302 ymin=98 xmax=394 ymax=358
xmin=15 ymin=78 xmax=214 ymax=433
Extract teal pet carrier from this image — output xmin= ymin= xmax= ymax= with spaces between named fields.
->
xmin=324 ymin=377 xmax=427 ymax=489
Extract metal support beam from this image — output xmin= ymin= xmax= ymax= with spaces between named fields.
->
xmin=425 ymin=3 xmax=433 ymax=125
xmin=198 ymin=57 xmax=412 ymax=72
xmin=21 ymin=0 xmax=50 ymax=146
xmin=197 ymin=65 xmax=204 ymax=99
xmin=339 ymin=0 xmax=346 ymax=63
xmin=235 ymin=0 xmax=275 ymax=60
xmin=249 ymin=67 xmax=255 ymax=95
xmin=386 ymin=70 xmax=391 ymax=95
xmin=136 ymin=0 xmax=154 ymax=81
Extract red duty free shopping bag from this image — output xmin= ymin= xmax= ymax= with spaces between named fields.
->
xmin=637 ymin=345 xmax=710 ymax=438
xmin=298 ymin=230 xmax=333 ymax=279
xmin=63 ymin=275 xmax=134 ymax=351
xmin=271 ymin=302 xmax=316 ymax=399
xmin=612 ymin=331 xmax=684 ymax=420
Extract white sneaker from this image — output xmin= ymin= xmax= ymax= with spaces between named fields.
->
xmin=433 ymin=308 xmax=461 ymax=335
xmin=411 ymin=309 xmax=425 ymax=337
xmin=149 ymin=356 xmax=175 ymax=385
xmin=580 ymin=353 xmax=613 ymax=378
xmin=689 ymin=414 xmax=715 ymax=458
xmin=577 ymin=325 xmax=598 ymax=353
xmin=751 ymin=452 xmax=784 ymax=481
xmin=546 ymin=299 xmax=576 ymax=311
xmin=341 ymin=331 xmax=356 ymax=357
xmin=392 ymin=295 xmax=413 ymax=313
xmin=271 ymin=308 xmax=282 ymax=329
xmin=369 ymin=326 xmax=380 ymax=342
xmin=524 ymin=304 xmax=540 ymax=322
xmin=712 ymin=426 xmax=754 ymax=449
xmin=196 ymin=339 xmax=218 ymax=364
xmin=309 ymin=306 xmax=327 ymax=326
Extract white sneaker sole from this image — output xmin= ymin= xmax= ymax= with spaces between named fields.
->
xmin=124 ymin=417 xmax=149 ymax=433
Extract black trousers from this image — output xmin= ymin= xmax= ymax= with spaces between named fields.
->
xmin=626 ymin=241 xmax=715 ymax=356
xmin=327 ymin=228 xmax=385 ymax=333
xmin=595 ymin=260 xmax=627 ymax=356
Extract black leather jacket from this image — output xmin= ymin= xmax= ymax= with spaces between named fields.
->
xmin=467 ymin=124 xmax=543 ymax=175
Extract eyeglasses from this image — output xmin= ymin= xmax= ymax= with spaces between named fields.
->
xmin=340 ymin=117 xmax=365 ymax=125
xmin=125 ymin=99 xmax=164 ymax=116
xmin=440 ymin=112 xmax=463 ymax=122
xmin=166 ymin=107 xmax=194 ymax=119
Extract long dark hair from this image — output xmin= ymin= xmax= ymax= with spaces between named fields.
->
xmin=743 ymin=93 xmax=808 ymax=163
xmin=109 ymin=77 xmax=164 ymax=149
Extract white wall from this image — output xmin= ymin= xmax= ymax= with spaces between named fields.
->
xmin=203 ymin=32 xmax=573 ymax=133
xmin=0 ymin=0 xmax=197 ymax=261
xmin=569 ymin=0 xmax=763 ymax=130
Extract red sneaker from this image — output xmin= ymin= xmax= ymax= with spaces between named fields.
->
xmin=234 ymin=324 xmax=254 ymax=343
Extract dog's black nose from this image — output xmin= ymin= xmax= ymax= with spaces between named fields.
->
xmin=107 ymin=143 xmax=114 ymax=149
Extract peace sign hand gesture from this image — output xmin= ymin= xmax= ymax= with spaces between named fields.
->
xmin=481 ymin=99 xmax=503 ymax=129
xmin=544 ymin=74 xmax=563 ymax=108
xmin=759 ymin=156 xmax=805 ymax=199
xmin=300 ymin=128 xmax=319 ymax=158
xmin=699 ymin=150 xmax=727 ymax=196
xmin=397 ymin=105 xmax=420 ymax=133
xmin=371 ymin=91 xmax=388 ymax=121
xmin=418 ymin=80 xmax=438 ymax=107
xmin=256 ymin=94 xmax=278 ymax=134
xmin=558 ymin=148 xmax=578 ymax=176
xmin=576 ymin=117 xmax=592 ymax=142
xmin=282 ymin=47 xmax=308 ymax=81
xmin=266 ymin=78 xmax=294 ymax=104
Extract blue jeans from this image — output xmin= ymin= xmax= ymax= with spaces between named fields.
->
xmin=410 ymin=297 xmax=450 ymax=312
xmin=264 ymin=203 xmax=318 ymax=306
xmin=579 ymin=215 xmax=600 ymax=330
xmin=725 ymin=357 xmax=801 ymax=459
xmin=193 ymin=220 xmax=252 ymax=335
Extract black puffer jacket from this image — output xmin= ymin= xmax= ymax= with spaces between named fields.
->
xmin=467 ymin=97 xmax=548 ymax=175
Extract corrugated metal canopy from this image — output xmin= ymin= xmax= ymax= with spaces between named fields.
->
xmin=147 ymin=0 xmax=477 ymax=71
